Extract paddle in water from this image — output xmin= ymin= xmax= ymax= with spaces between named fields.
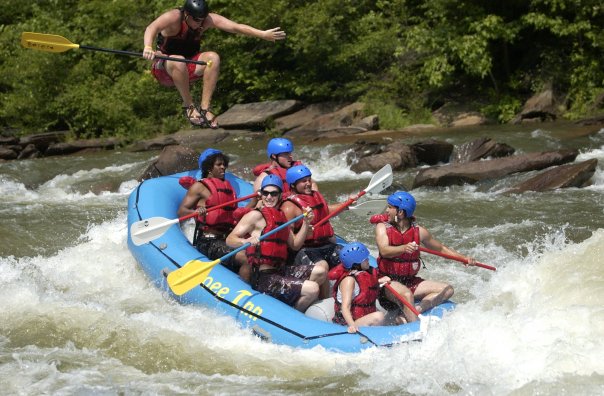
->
xmin=167 ymin=212 xmax=308 ymax=295
xmin=130 ymin=192 xmax=257 ymax=246
xmin=313 ymin=164 xmax=393 ymax=227
xmin=21 ymin=32 xmax=210 ymax=67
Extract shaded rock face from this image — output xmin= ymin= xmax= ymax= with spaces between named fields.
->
xmin=139 ymin=145 xmax=198 ymax=181
xmin=411 ymin=139 xmax=454 ymax=165
xmin=512 ymin=88 xmax=558 ymax=124
xmin=0 ymin=131 xmax=118 ymax=161
xmin=504 ymin=159 xmax=598 ymax=193
xmin=451 ymin=137 xmax=515 ymax=163
xmin=218 ymin=100 xmax=303 ymax=130
xmin=285 ymin=102 xmax=377 ymax=138
xmin=413 ymin=149 xmax=579 ymax=188
xmin=347 ymin=139 xmax=452 ymax=173
xmin=274 ymin=102 xmax=343 ymax=133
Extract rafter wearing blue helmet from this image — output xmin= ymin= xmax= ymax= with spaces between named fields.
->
xmin=332 ymin=241 xmax=385 ymax=332
xmin=267 ymin=138 xmax=294 ymax=159
xmin=177 ymin=147 xmax=248 ymax=280
xmin=252 ymin=138 xmax=300 ymax=198
xmin=339 ymin=242 xmax=375 ymax=269
xmin=375 ymin=190 xmax=477 ymax=323
xmin=261 ymin=174 xmax=283 ymax=192
xmin=387 ymin=191 xmax=416 ymax=218
xmin=285 ymin=164 xmax=312 ymax=185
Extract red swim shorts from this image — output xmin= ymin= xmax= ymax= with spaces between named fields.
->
xmin=151 ymin=53 xmax=204 ymax=87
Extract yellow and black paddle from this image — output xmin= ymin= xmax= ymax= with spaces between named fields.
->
xmin=21 ymin=32 xmax=210 ymax=67
xmin=167 ymin=211 xmax=309 ymax=295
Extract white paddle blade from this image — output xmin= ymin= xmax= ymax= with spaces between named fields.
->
xmin=349 ymin=200 xmax=388 ymax=217
xmin=130 ymin=217 xmax=179 ymax=246
xmin=365 ymin=164 xmax=393 ymax=195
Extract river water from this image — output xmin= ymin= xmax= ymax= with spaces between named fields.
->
xmin=1 ymin=121 xmax=603 ymax=395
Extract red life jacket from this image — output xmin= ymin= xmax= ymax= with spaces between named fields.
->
xmin=332 ymin=269 xmax=380 ymax=324
xmin=246 ymin=207 xmax=289 ymax=268
xmin=253 ymin=160 xmax=303 ymax=196
xmin=156 ymin=14 xmax=202 ymax=59
xmin=197 ymin=178 xmax=236 ymax=233
xmin=377 ymin=223 xmax=421 ymax=278
xmin=287 ymin=191 xmax=334 ymax=246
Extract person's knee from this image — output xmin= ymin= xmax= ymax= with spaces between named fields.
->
xmin=205 ymin=51 xmax=220 ymax=65
xmin=302 ymin=281 xmax=319 ymax=299
xmin=169 ymin=61 xmax=188 ymax=74
xmin=443 ymin=284 xmax=454 ymax=299
xmin=312 ymin=264 xmax=327 ymax=283
xmin=372 ymin=311 xmax=386 ymax=326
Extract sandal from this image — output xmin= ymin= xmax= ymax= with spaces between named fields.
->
xmin=182 ymin=104 xmax=204 ymax=127
xmin=199 ymin=108 xmax=220 ymax=129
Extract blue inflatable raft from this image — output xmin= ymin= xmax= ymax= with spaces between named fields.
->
xmin=127 ymin=170 xmax=455 ymax=353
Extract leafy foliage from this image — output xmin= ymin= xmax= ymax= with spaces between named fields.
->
xmin=1 ymin=0 xmax=602 ymax=139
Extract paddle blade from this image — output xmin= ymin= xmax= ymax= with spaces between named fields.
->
xmin=349 ymin=200 xmax=387 ymax=217
xmin=21 ymin=32 xmax=79 ymax=53
xmin=167 ymin=259 xmax=221 ymax=295
xmin=365 ymin=164 xmax=393 ymax=195
xmin=130 ymin=216 xmax=178 ymax=246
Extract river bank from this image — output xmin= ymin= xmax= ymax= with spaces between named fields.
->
xmin=2 ymin=99 xmax=604 ymax=161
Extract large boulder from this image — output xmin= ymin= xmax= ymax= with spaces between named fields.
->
xmin=17 ymin=144 xmax=40 ymax=160
xmin=285 ymin=102 xmax=370 ymax=137
xmin=0 ymin=146 xmax=18 ymax=161
xmin=451 ymin=137 xmax=515 ymax=163
xmin=512 ymin=88 xmax=558 ymax=124
xmin=139 ymin=145 xmax=198 ymax=181
xmin=348 ymin=140 xmax=417 ymax=172
xmin=19 ymin=131 xmax=68 ymax=152
xmin=45 ymin=138 xmax=119 ymax=156
xmin=218 ymin=100 xmax=302 ymax=130
xmin=413 ymin=149 xmax=579 ymax=188
xmin=351 ymin=150 xmax=405 ymax=173
xmin=274 ymin=102 xmax=343 ymax=133
xmin=504 ymin=159 xmax=597 ymax=193
xmin=411 ymin=139 xmax=454 ymax=165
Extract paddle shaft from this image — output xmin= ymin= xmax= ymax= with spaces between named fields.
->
xmin=167 ymin=212 xmax=307 ymax=294
xmin=313 ymin=164 xmax=392 ymax=228
xmin=130 ymin=192 xmax=257 ymax=246
xmin=222 ymin=212 xmax=306 ymax=262
xmin=383 ymin=282 xmax=421 ymax=316
xmin=177 ymin=192 xmax=257 ymax=222
xmin=313 ymin=191 xmax=366 ymax=228
xmin=79 ymin=45 xmax=207 ymax=66
xmin=419 ymin=247 xmax=496 ymax=271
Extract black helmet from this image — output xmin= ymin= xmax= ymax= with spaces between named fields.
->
xmin=183 ymin=0 xmax=209 ymax=18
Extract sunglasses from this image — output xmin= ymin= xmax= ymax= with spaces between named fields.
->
xmin=189 ymin=15 xmax=205 ymax=23
xmin=261 ymin=190 xmax=281 ymax=197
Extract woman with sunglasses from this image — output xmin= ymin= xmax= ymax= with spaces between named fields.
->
xmin=226 ymin=175 xmax=325 ymax=312
xmin=143 ymin=0 xmax=286 ymax=128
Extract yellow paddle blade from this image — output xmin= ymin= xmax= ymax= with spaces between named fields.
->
xmin=21 ymin=32 xmax=79 ymax=53
xmin=167 ymin=258 xmax=221 ymax=295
